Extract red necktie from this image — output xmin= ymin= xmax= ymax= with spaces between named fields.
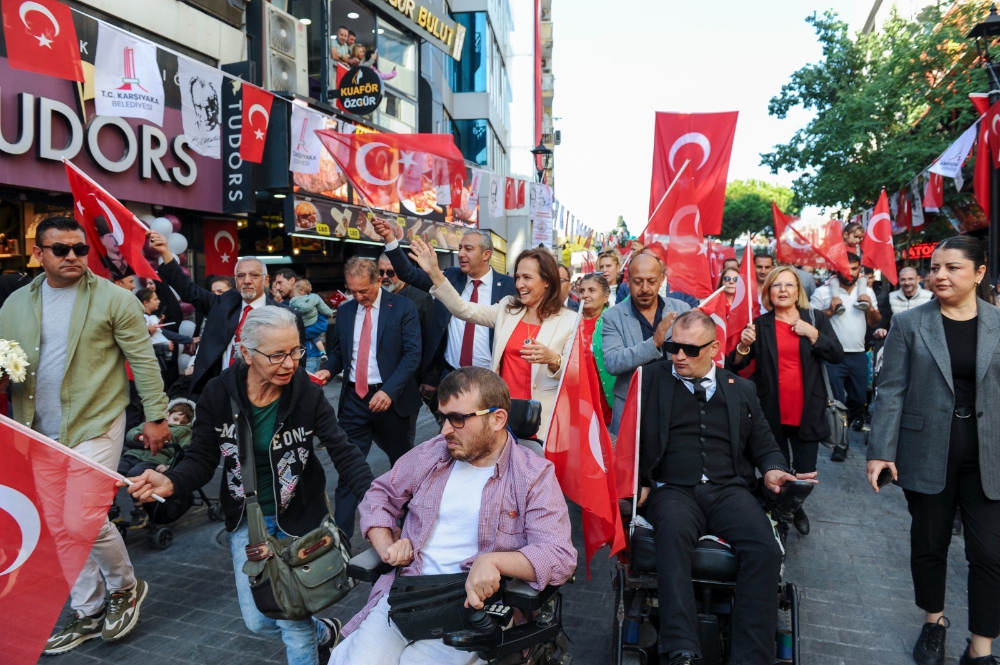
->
xmin=355 ymin=305 xmax=372 ymax=398
xmin=229 ymin=304 xmax=254 ymax=367
xmin=459 ymin=279 xmax=483 ymax=367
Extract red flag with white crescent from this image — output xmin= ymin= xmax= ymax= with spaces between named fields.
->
xmin=203 ymin=219 xmax=240 ymax=277
xmin=240 ymin=85 xmax=275 ymax=164
xmin=516 ymin=179 xmax=526 ymax=209
xmin=861 ymin=190 xmax=898 ymax=284
xmin=725 ymin=241 xmax=760 ymax=354
xmin=976 ymin=116 xmax=991 ymax=219
xmin=644 ymin=182 xmax=714 ymax=299
xmin=648 ymin=111 xmax=738 ymax=236
xmin=316 ymin=131 xmax=466 ymax=210
xmin=545 ymin=319 xmax=625 ymax=576
xmin=697 ymin=287 xmax=730 ymax=368
xmin=0 ymin=416 xmax=121 ymax=663
xmin=504 ymin=177 xmax=517 ymax=210
xmin=772 ymin=202 xmax=851 ymax=278
xmin=1 ymin=0 xmax=84 ymax=81
xmin=612 ymin=367 xmax=641 ymax=501
xmin=64 ymin=159 xmax=159 ymax=282
xmin=923 ymin=172 xmax=944 ymax=210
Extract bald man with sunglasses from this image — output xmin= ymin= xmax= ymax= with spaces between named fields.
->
xmin=635 ymin=310 xmax=815 ymax=665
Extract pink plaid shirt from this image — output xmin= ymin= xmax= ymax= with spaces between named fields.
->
xmin=342 ymin=433 xmax=578 ymax=635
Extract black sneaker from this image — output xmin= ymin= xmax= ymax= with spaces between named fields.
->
xmin=831 ymin=444 xmax=848 ymax=462
xmin=959 ymin=639 xmax=1000 ymax=664
xmin=913 ymin=616 xmax=949 ymax=665
xmin=317 ymin=617 xmax=341 ymax=662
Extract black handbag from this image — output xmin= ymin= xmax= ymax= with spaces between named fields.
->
xmin=804 ymin=310 xmax=850 ymax=459
xmin=232 ymin=397 xmax=354 ymax=621
xmin=387 ymin=573 xmax=502 ymax=641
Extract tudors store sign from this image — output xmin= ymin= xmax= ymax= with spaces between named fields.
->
xmin=336 ymin=67 xmax=384 ymax=116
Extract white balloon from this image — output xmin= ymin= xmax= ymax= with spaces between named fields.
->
xmin=178 ymin=320 xmax=196 ymax=339
xmin=151 ymin=217 xmax=174 ymax=237
xmin=168 ymin=233 xmax=189 ymax=255
xmin=139 ymin=214 xmax=157 ymax=225
xmin=178 ymin=353 xmax=193 ymax=370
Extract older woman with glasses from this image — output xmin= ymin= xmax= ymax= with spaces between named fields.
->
xmin=124 ymin=306 xmax=374 ymax=665
xmin=729 ymin=266 xmax=843 ymax=536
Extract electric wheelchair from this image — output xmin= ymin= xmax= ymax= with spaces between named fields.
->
xmin=344 ymin=399 xmax=573 ymax=665
xmin=612 ymin=479 xmax=814 ymax=665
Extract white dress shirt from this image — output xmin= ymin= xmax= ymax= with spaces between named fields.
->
xmin=221 ymin=293 xmax=267 ymax=368
xmin=444 ymin=269 xmax=494 ymax=369
xmin=349 ymin=289 xmax=383 ymax=385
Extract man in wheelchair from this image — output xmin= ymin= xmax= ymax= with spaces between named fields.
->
xmin=330 ymin=367 xmax=577 ymax=665
xmin=635 ymin=312 xmax=816 ymax=665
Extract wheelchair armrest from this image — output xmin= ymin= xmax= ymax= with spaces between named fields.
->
xmin=347 ymin=547 xmax=395 ymax=583
xmin=503 ymin=580 xmax=559 ymax=612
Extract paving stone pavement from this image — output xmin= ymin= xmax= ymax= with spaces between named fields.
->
xmin=52 ymin=395 xmax=996 ymax=664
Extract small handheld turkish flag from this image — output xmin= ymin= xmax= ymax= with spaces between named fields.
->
xmin=240 ymin=85 xmax=275 ymax=164
xmin=64 ymin=159 xmax=160 ymax=282
xmin=861 ymin=190 xmax=899 ymax=284
xmin=0 ymin=416 xmax=121 ymax=663
xmin=1 ymin=0 xmax=84 ymax=81
xmin=697 ymin=287 xmax=730 ymax=368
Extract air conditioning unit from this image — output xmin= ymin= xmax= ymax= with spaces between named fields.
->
xmin=554 ymin=130 xmax=562 ymax=145
xmin=264 ymin=3 xmax=308 ymax=96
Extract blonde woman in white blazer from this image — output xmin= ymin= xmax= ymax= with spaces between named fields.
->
xmin=408 ymin=237 xmax=577 ymax=438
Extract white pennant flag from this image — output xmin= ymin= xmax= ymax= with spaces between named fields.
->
xmin=95 ymin=23 xmax=165 ymax=126
xmin=929 ymin=123 xmax=977 ymax=180
xmin=465 ymin=169 xmax=483 ymax=213
xmin=529 ymin=183 xmax=553 ymax=221
xmin=910 ymin=176 xmax=925 ymax=227
xmin=487 ymin=173 xmax=504 ymax=218
xmin=289 ymin=101 xmax=325 ymax=174
xmin=178 ymin=58 xmax=222 ymax=158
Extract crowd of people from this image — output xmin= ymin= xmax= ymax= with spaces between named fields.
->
xmin=0 ymin=213 xmax=998 ymax=665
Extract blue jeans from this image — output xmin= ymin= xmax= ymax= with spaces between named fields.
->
xmin=825 ymin=352 xmax=868 ymax=424
xmin=230 ymin=516 xmax=326 ymax=665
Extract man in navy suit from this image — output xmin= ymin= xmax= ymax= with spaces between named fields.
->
xmin=148 ymin=232 xmax=305 ymax=398
xmin=314 ymin=257 xmax=421 ymax=537
xmin=372 ymin=219 xmax=516 ymax=402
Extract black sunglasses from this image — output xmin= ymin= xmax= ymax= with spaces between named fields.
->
xmin=664 ymin=339 xmax=715 ymax=357
xmin=379 ymin=269 xmax=396 ymax=278
xmin=435 ymin=407 xmax=499 ymax=429
xmin=722 ymin=275 xmax=739 ymax=283
xmin=39 ymin=243 xmax=90 ymax=257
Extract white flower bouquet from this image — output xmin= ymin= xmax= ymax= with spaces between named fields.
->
xmin=0 ymin=339 xmax=29 ymax=383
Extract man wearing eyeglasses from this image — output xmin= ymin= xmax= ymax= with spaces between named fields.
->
xmin=330 ymin=367 xmax=576 ymax=664
xmin=0 ymin=217 xmax=169 ymax=653
xmin=635 ymin=311 xmax=814 ymax=665
xmin=148 ymin=232 xmax=305 ymax=398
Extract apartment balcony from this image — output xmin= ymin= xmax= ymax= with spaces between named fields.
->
xmin=542 ymin=73 xmax=554 ymax=103
xmin=541 ymin=20 xmax=553 ymax=58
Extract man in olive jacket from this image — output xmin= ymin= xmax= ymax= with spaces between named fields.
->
xmin=0 ymin=217 xmax=168 ymax=654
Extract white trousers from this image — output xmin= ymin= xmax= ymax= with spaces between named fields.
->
xmin=329 ymin=597 xmax=485 ymax=665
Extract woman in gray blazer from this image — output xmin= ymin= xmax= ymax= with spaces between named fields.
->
xmin=867 ymin=236 xmax=1000 ymax=665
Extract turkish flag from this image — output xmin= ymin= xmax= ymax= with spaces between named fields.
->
xmin=976 ymin=118 xmax=991 ymax=219
xmin=516 ymin=179 xmax=526 ymax=209
xmin=861 ymin=190 xmax=898 ymax=284
xmin=504 ymin=177 xmax=517 ymax=210
xmin=725 ymin=244 xmax=760 ymax=354
xmin=896 ymin=187 xmax=912 ymax=231
xmin=64 ymin=159 xmax=159 ymax=282
xmin=648 ymin=111 xmax=738 ymax=236
xmin=772 ymin=202 xmax=851 ymax=278
xmin=924 ymin=172 xmax=944 ymax=210
xmin=1 ymin=0 xmax=84 ymax=81
xmin=545 ymin=321 xmax=625 ymax=577
xmin=707 ymin=240 xmax=736 ymax=287
xmin=645 ymin=182 xmax=714 ymax=299
xmin=983 ymin=100 xmax=1000 ymax=168
xmin=0 ymin=416 xmax=120 ymax=663
xmin=316 ymin=131 xmax=466 ymax=210
xmin=613 ymin=367 xmax=641 ymax=500
xmin=203 ymin=219 xmax=239 ymax=277
xmin=240 ymin=85 xmax=275 ymax=164
xmin=697 ymin=288 xmax=730 ymax=368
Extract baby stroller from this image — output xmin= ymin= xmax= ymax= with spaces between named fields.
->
xmin=113 ymin=442 xmax=222 ymax=550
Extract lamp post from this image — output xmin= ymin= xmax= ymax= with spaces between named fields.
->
xmin=530 ymin=140 xmax=553 ymax=184
xmin=967 ymin=4 xmax=1000 ymax=281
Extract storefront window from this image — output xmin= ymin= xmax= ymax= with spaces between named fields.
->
xmin=375 ymin=90 xmax=418 ymax=134
xmin=328 ymin=0 xmax=375 ymax=87
xmin=376 ymin=20 xmax=417 ymax=99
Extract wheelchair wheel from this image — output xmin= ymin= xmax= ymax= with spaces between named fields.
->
xmin=148 ymin=526 xmax=173 ymax=550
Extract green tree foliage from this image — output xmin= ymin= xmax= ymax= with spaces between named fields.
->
xmin=761 ymin=4 xmax=989 ymax=213
xmin=721 ymin=179 xmax=800 ymax=241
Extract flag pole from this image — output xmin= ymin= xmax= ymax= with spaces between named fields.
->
xmin=1 ymin=415 xmax=166 ymax=502
xmin=698 ymin=285 xmax=726 ymax=307
xmin=637 ymin=159 xmax=691 ymax=241
xmin=745 ymin=232 xmax=756 ymax=322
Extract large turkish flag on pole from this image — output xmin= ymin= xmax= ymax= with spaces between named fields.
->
xmin=545 ymin=319 xmax=625 ymax=577
xmin=1 ymin=0 xmax=85 ymax=81
xmin=0 ymin=416 xmax=120 ymax=663
xmin=643 ymin=181 xmax=715 ymax=299
xmin=648 ymin=111 xmax=738 ymax=236
xmin=316 ymin=131 xmax=466 ymax=211
xmin=861 ymin=190 xmax=898 ymax=284
xmin=203 ymin=218 xmax=240 ymax=277
xmin=772 ymin=202 xmax=852 ymax=278
xmin=65 ymin=159 xmax=159 ymax=282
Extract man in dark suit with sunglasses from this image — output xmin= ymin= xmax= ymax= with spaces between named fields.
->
xmin=635 ymin=311 xmax=815 ymax=665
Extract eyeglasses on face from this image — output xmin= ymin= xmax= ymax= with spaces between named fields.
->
xmin=664 ymin=339 xmax=714 ymax=357
xmin=39 ymin=243 xmax=90 ymax=257
xmin=379 ymin=269 xmax=396 ymax=278
xmin=435 ymin=407 xmax=499 ymax=429
xmin=236 ymin=272 xmax=265 ymax=281
xmin=722 ymin=276 xmax=739 ymax=283
xmin=250 ymin=347 xmax=307 ymax=364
